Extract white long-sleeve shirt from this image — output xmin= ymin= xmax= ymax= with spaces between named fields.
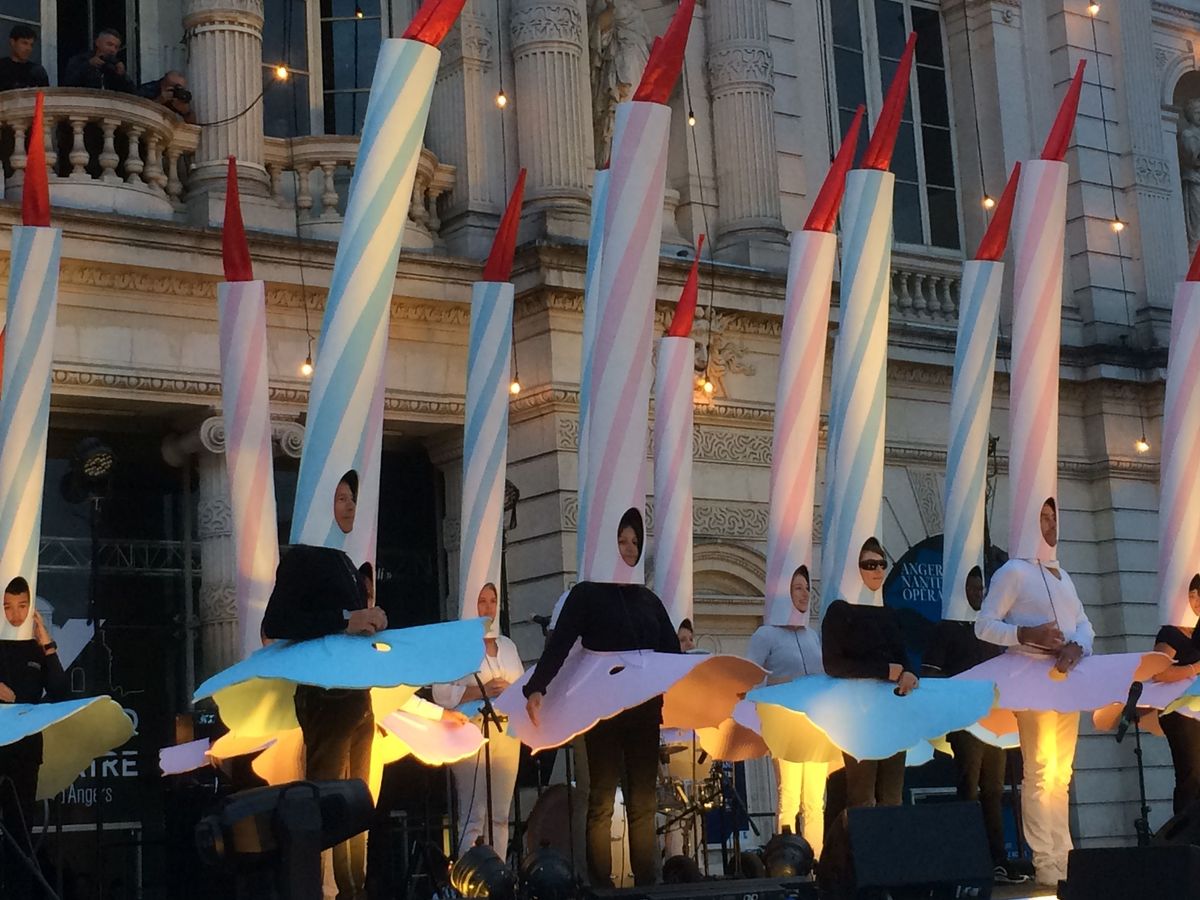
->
xmin=746 ymin=624 xmax=824 ymax=685
xmin=431 ymin=635 xmax=526 ymax=709
xmin=974 ymin=559 xmax=1095 ymax=656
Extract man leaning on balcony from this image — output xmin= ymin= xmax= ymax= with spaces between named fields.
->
xmin=63 ymin=27 xmax=135 ymax=93
xmin=0 ymin=25 xmax=49 ymax=92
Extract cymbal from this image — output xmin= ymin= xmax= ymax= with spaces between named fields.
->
xmin=659 ymin=743 xmax=688 ymax=756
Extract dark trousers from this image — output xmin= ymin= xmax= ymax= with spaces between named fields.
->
xmin=842 ymin=751 xmax=905 ymax=808
xmin=583 ymin=699 xmax=660 ymax=887
xmin=0 ymin=734 xmax=41 ymax=898
xmin=295 ymin=686 xmax=373 ymax=899
xmin=1161 ymin=712 xmax=1200 ymax=816
xmin=947 ymin=730 xmax=1006 ymax=864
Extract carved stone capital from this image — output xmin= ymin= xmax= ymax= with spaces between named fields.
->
xmin=707 ymin=46 xmax=775 ymax=92
xmin=442 ymin=14 xmax=495 ymax=69
xmin=510 ymin=0 xmax=585 ymax=50
xmin=1133 ymin=153 xmax=1172 ymax=195
xmin=183 ymin=0 xmax=264 ymax=30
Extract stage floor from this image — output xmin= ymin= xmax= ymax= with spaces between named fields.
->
xmin=993 ymin=884 xmax=1057 ymax=900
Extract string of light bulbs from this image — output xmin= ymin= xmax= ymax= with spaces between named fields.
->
xmin=492 ymin=0 xmax=518 ymax=396
xmin=680 ymin=58 xmax=717 ymax=397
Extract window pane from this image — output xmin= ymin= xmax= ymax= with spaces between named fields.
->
xmin=322 ymin=19 xmax=380 ymax=91
xmin=840 ymin=106 xmax=870 ymax=161
xmin=324 ymin=90 xmax=370 ymax=136
xmin=263 ymin=0 xmax=309 ymax=69
xmin=263 ymin=71 xmax=311 ymax=137
xmin=1 ymin=1 xmax=39 ymax=22
xmin=917 ymin=65 xmax=949 ymax=127
xmin=893 ymin=181 xmax=924 ymax=244
xmin=892 ymin=120 xmax=918 ymax=182
xmin=927 ymin=186 xmax=961 ymax=249
xmin=911 ymin=7 xmax=944 ymax=68
xmin=922 ymin=125 xmax=954 ymax=187
xmin=874 ymin=0 xmax=907 ymax=60
xmin=835 ymin=47 xmax=867 ymax=111
xmin=831 ymin=0 xmax=862 ymax=49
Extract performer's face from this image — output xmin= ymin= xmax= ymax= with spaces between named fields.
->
xmin=1040 ymin=501 xmax=1057 ymax=548
xmin=2 ymin=591 xmax=30 ymax=627
xmin=1190 ymin=589 xmax=1200 ymax=618
xmin=334 ymin=482 xmax=357 ymax=534
xmin=477 ymin=586 xmax=498 ymax=622
xmin=618 ymin=526 xmax=640 ymax=566
xmin=790 ymin=572 xmax=810 ymax=615
xmin=678 ymin=626 xmax=695 ymax=651
xmin=858 ymin=551 xmax=887 ymax=592
xmin=966 ymin=575 xmax=984 ymax=612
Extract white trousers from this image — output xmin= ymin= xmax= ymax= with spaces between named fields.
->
xmin=1015 ymin=709 xmax=1079 ymax=882
xmin=452 ymin=723 xmax=523 ymax=860
xmin=775 ymin=759 xmax=828 ymax=859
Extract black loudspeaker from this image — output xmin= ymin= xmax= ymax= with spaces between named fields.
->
xmin=1064 ymin=846 xmax=1200 ymax=900
xmin=1156 ymin=799 xmax=1200 ymax=847
xmin=845 ymin=802 xmax=992 ymax=899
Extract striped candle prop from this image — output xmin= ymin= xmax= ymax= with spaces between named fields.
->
xmin=291 ymin=38 xmax=441 ymax=549
xmin=576 ymin=168 xmax=609 ymax=576
xmin=765 ymin=230 xmax=836 ymax=625
xmin=1157 ymin=277 xmax=1200 ymax=626
xmin=653 ymin=336 xmax=693 ymax=625
xmin=580 ymin=101 xmax=671 ymax=584
xmin=0 ymin=225 xmax=61 ymax=640
xmin=940 ymin=260 xmax=1003 ymax=621
xmin=459 ymin=280 xmax=514 ymax=628
xmin=820 ymin=169 xmax=894 ymax=609
xmin=1007 ymin=159 xmax=1068 ymax=561
xmin=217 ymin=280 xmax=280 ymax=659
xmin=343 ymin=348 xmax=385 ymax=570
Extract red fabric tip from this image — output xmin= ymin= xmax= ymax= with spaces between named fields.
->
xmin=402 ymin=0 xmax=468 ymax=47
xmin=1041 ymin=60 xmax=1086 ymax=162
xmin=803 ymin=105 xmax=865 ymax=233
xmin=632 ymin=0 xmax=696 ymax=104
xmin=974 ymin=163 xmax=1022 ymax=261
xmin=1187 ymin=237 xmax=1200 ymax=283
xmin=666 ymin=235 xmax=705 ymax=337
xmin=861 ymin=33 xmax=917 ymax=172
xmin=22 ymin=93 xmax=50 ymax=227
xmin=482 ymin=169 xmax=527 ymax=283
xmin=222 ymin=157 xmax=254 ymax=282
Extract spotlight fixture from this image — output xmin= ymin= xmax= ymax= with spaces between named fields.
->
xmin=1135 ymin=436 xmax=1150 ymax=454
xmin=1111 ymin=217 xmax=1126 ymax=233
xmin=520 ymin=847 xmax=574 ymax=900
xmin=1087 ymin=2 xmax=1100 ymax=15
xmin=982 ymin=194 xmax=996 ymax=210
xmin=687 ymin=109 xmax=696 ymax=127
xmin=451 ymin=845 xmax=516 ymax=899
xmin=496 ymin=89 xmax=508 ymax=109
xmin=274 ymin=64 xmax=289 ymax=81
xmin=509 ymin=379 xmax=521 ymax=396
xmin=762 ymin=831 xmax=815 ymax=878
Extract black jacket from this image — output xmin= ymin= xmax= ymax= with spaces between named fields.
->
xmin=0 ymin=639 xmax=68 ymax=704
xmin=524 ymin=581 xmax=681 ymax=697
xmin=62 ymin=51 xmax=135 ymax=93
xmin=821 ymin=599 xmax=911 ymax=681
xmin=0 ymin=57 xmax=49 ymax=91
xmin=922 ymin=619 xmax=1004 ymax=678
xmin=261 ymin=545 xmax=366 ymax=642
xmin=1157 ymin=625 xmax=1200 ymax=667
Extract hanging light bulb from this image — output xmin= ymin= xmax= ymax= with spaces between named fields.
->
xmin=274 ymin=64 xmax=289 ymax=81
xmin=1111 ymin=217 xmax=1126 ymax=233
xmin=687 ymin=109 xmax=697 ymax=127
xmin=982 ymin=194 xmax=996 ymax=210
xmin=354 ymin=5 xmax=364 ymax=18
xmin=1134 ymin=435 xmax=1150 ymax=454
xmin=702 ymin=377 xmax=714 ymax=395
xmin=496 ymin=89 xmax=508 ymax=109
xmin=1087 ymin=3 xmax=1100 ymax=15
xmin=300 ymin=354 xmax=314 ymax=377
xmin=509 ymin=378 xmax=521 ymax=395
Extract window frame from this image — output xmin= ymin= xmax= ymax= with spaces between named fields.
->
xmin=317 ymin=0 xmax=385 ymax=137
xmin=824 ymin=0 xmax=965 ymax=255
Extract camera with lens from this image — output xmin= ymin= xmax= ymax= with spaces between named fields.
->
xmin=171 ymin=85 xmax=192 ymax=103
xmin=100 ymin=53 xmax=120 ymax=69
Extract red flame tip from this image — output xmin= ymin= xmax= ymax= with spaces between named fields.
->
xmin=804 ymin=105 xmax=865 ymax=232
xmin=861 ymin=34 xmax=917 ymax=172
xmin=222 ymin=157 xmax=254 ymax=282
xmin=482 ymin=170 xmax=527 ymax=283
xmin=22 ymin=93 xmax=50 ymax=227
xmin=1186 ymin=237 xmax=1200 ymax=283
xmin=666 ymin=235 xmax=705 ymax=337
xmin=1041 ymin=60 xmax=1086 ymax=162
xmin=402 ymin=0 xmax=468 ymax=47
xmin=974 ymin=163 xmax=1022 ymax=261
xmin=632 ymin=0 xmax=696 ymax=104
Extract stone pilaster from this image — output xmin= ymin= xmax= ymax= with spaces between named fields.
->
xmin=510 ymin=0 xmax=592 ymax=237
xmin=706 ymin=0 xmax=786 ymax=266
xmin=183 ymin=0 xmax=274 ymax=226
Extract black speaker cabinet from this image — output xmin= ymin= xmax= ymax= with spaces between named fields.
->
xmin=1065 ymin=845 xmax=1200 ymax=900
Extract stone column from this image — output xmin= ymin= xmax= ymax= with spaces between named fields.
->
xmin=509 ymin=0 xmax=592 ymax=237
xmin=706 ymin=0 xmax=786 ymax=266
xmin=183 ymin=0 xmax=272 ymax=225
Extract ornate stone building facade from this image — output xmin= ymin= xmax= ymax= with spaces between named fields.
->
xmin=2 ymin=0 xmax=1200 ymax=851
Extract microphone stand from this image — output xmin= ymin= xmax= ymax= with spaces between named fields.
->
xmin=1114 ymin=685 xmax=1152 ymax=847
xmin=473 ymin=674 xmax=503 ymax=851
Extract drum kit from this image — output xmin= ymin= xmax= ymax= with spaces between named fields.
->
xmin=655 ymin=737 xmax=724 ymax=859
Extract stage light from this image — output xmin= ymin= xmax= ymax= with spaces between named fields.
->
xmin=76 ymin=438 xmax=115 ymax=481
xmin=451 ymin=844 xmax=516 ymax=899
xmin=762 ymin=831 xmax=814 ymax=878
xmin=1111 ymin=217 xmax=1126 ymax=233
xmin=509 ymin=379 xmax=521 ymax=395
xmin=519 ymin=847 xmax=574 ymax=900
xmin=687 ymin=109 xmax=696 ymax=127
xmin=274 ymin=64 xmax=289 ymax=81
xmin=982 ymin=194 xmax=995 ymax=210
xmin=300 ymin=354 xmax=314 ymax=377
xmin=1088 ymin=2 xmax=1100 ymax=15
xmin=496 ymin=89 xmax=508 ymax=109
xmin=1135 ymin=436 xmax=1150 ymax=454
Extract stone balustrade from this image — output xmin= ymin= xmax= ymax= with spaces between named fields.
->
xmin=889 ymin=250 xmax=962 ymax=324
xmin=0 ymin=87 xmax=200 ymax=218
xmin=263 ymin=136 xmax=456 ymax=248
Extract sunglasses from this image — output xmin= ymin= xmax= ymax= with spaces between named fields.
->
xmin=859 ymin=560 xmax=888 ymax=571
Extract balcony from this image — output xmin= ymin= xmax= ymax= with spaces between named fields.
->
xmin=0 ymin=88 xmax=456 ymax=246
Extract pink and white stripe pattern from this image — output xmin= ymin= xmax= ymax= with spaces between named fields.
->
xmin=765 ymin=230 xmax=836 ymax=625
xmin=653 ymin=335 xmax=694 ymax=626
xmin=291 ymin=39 xmax=440 ymax=549
xmin=580 ymin=101 xmax=670 ymax=584
xmin=1007 ymin=160 xmax=1067 ymax=561
xmin=941 ymin=260 xmax=1003 ymax=621
xmin=0 ymin=224 xmax=60 ymax=640
xmin=1157 ymin=280 xmax=1200 ymax=626
xmin=217 ymin=280 xmax=280 ymax=658
xmin=459 ymin=281 xmax=514 ymax=629
xmin=820 ymin=169 xmax=893 ymax=609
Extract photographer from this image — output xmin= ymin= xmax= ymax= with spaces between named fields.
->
xmin=63 ymin=28 xmax=135 ymax=93
xmin=138 ymin=70 xmax=196 ymax=123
